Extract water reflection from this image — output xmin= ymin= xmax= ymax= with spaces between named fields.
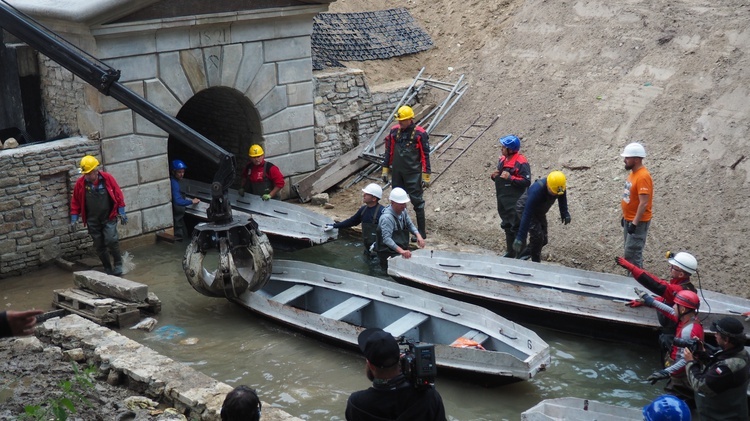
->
xmin=4 ymin=236 xmax=665 ymax=419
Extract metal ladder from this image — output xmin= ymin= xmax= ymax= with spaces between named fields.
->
xmin=429 ymin=115 xmax=499 ymax=184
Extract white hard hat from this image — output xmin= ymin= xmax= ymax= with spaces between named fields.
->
xmin=621 ymin=142 xmax=646 ymax=158
xmin=362 ymin=183 xmax=382 ymax=199
xmin=668 ymin=252 xmax=698 ymax=275
xmin=389 ymin=187 xmax=410 ymax=204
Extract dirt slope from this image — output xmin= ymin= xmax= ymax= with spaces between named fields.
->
xmin=324 ymin=0 xmax=750 ymax=298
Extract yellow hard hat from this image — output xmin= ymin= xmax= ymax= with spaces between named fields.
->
xmin=79 ymin=155 xmax=100 ymax=174
xmin=546 ymin=171 xmax=566 ymax=195
xmin=395 ymin=105 xmax=415 ymax=121
xmin=248 ymin=144 xmax=264 ymax=158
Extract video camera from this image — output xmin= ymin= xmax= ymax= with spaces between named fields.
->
xmin=398 ymin=338 xmax=437 ymax=390
xmin=672 ymin=337 xmax=701 ymax=354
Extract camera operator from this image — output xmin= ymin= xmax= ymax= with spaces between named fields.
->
xmin=684 ymin=317 xmax=750 ymax=420
xmin=345 ymin=328 xmax=446 ymax=421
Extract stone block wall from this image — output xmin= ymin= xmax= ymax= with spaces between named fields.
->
xmin=0 ymin=137 xmax=98 ymax=277
xmin=38 ymin=56 xmax=87 ymax=140
xmin=313 ymin=68 xmax=410 ymax=166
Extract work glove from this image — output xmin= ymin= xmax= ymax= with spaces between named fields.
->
xmin=324 ymin=224 xmax=334 ymax=232
xmin=562 ymin=214 xmax=571 ymax=225
xmin=261 ymin=194 xmax=271 ymax=201
xmin=512 ymin=239 xmax=523 ymax=254
xmin=238 ymin=188 xmax=245 ymax=197
xmin=615 ymin=256 xmax=636 ymax=272
xmin=69 ymin=215 xmax=79 ymax=232
xmin=627 ymin=222 xmax=637 ymax=234
xmin=117 ymin=207 xmax=128 ymax=225
xmin=422 ymin=173 xmax=431 ymax=188
xmin=743 ymin=311 xmax=750 ymax=322
xmin=625 ymin=299 xmax=644 ymax=308
xmin=646 ymin=369 xmax=670 ymax=385
xmin=381 ymin=168 xmax=390 ymax=183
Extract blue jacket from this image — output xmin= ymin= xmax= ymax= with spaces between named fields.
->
xmin=171 ymin=177 xmax=193 ymax=207
xmin=516 ymin=178 xmax=569 ymax=241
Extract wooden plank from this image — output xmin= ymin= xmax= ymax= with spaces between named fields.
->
xmin=271 ymin=285 xmax=313 ymax=305
xmin=384 ymin=311 xmax=429 ymax=338
xmin=294 ymin=142 xmax=378 ymax=202
xmin=320 ymin=296 xmax=371 ymax=321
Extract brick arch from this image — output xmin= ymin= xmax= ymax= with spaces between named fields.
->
xmin=167 ymin=86 xmax=262 ymax=187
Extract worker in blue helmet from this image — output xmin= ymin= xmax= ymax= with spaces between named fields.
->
xmin=642 ymin=395 xmax=691 ymax=420
xmin=490 ymin=135 xmax=531 ymax=257
xmin=170 ymin=159 xmax=200 ymax=241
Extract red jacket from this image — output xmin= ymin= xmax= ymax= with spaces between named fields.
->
xmin=70 ymin=171 xmax=126 ymax=226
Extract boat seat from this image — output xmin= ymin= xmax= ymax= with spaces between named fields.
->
xmin=460 ymin=329 xmax=489 ymax=345
xmin=321 ymin=296 xmax=371 ymax=321
xmin=384 ymin=311 xmax=429 ymax=338
xmin=271 ymin=285 xmax=313 ymax=305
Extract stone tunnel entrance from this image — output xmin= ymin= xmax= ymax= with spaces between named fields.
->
xmin=167 ymin=86 xmax=262 ymax=187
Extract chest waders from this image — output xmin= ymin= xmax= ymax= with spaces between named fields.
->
xmin=85 ymin=181 xmax=122 ymax=275
xmin=495 ymin=155 xmax=526 ymax=257
xmin=392 ymin=128 xmax=427 ymax=238
xmin=376 ymin=214 xmax=411 ymax=269
xmin=361 ymin=204 xmax=383 ymax=257
xmin=249 ymin=161 xmax=275 ymax=196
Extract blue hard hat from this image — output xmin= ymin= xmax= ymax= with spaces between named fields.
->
xmin=499 ymin=135 xmax=520 ymax=152
xmin=643 ymin=395 xmax=690 ymax=421
xmin=171 ymin=159 xmax=187 ymax=171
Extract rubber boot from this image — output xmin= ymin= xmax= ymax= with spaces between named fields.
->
xmin=98 ymin=252 xmax=113 ymax=275
xmin=416 ymin=209 xmax=427 ymax=239
xmin=111 ymin=245 xmax=123 ymax=276
xmin=502 ymin=233 xmax=516 ymax=258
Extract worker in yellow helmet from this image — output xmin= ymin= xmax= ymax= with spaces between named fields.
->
xmin=70 ymin=155 xmax=128 ymax=275
xmin=380 ymin=105 xmax=431 ymax=239
xmin=238 ymin=144 xmax=285 ymax=201
xmin=512 ymin=171 xmax=571 ymax=262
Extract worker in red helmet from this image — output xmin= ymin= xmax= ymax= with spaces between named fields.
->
xmin=634 ymin=288 xmax=704 ymax=399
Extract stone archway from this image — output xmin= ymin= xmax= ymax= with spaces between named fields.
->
xmin=167 ymin=86 xmax=262 ymax=187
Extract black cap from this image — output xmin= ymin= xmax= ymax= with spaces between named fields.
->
xmin=358 ymin=328 xmax=400 ymax=369
xmin=713 ymin=317 xmax=745 ymax=339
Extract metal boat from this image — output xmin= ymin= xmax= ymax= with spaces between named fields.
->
xmin=181 ymin=179 xmax=337 ymax=246
xmin=521 ymin=397 xmax=641 ymax=420
xmin=230 ymin=260 xmax=551 ymax=382
xmin=387 ymin=249 xmax=750 ymax=342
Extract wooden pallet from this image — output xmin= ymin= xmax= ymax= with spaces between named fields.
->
xmin=53 ymin=288 xmax=149 ymax=328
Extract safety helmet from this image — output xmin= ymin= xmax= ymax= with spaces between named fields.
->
xmin=546 ymin=171 xmax=567 ymax=195
xmin=620 ymin=142 xmax=646 ymax=158
xmin=78 ymin=155 xmax=100 ymax=174
xmin=673 ymin=290 xmax=700 ymax=310
xmin=248 ymin=144 xmax=264 ymax=158
xmin=713 ymin=317 xmax=745 ymax=340
xmin=395 ymin=105 xmax=415 ymax=121
xmin=170 ymin=159 xmax=187 ymax=171
xmin=389 ymin=187 xmax=410 ymax=204
xmin=499 ymin=135 xmax=520 ymax=152
xmin=362 ymin=183 xmax=383 ymax=199
xmin=667 ymin=252 xmax=697 ymax=275
xmin=642 ymin=395 xmax=690 ymax=421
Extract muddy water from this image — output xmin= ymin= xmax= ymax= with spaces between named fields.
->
xmin=3 ymin=238 xmax=665 ymax=420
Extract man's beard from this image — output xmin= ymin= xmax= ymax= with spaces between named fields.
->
xmin=625 ymin=162 xmax=634 ymax=171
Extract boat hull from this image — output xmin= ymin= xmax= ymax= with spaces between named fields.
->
xmin=387 ymin=249 xmax=750 ymax=343
xmin=230 ymin=260 xmax=551 ymax=383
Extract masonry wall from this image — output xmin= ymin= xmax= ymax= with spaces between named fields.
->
xmin=0 ymin=137 xmax=98 ymax=276
xmin=313 ymin=68 xmax=410 ymax=167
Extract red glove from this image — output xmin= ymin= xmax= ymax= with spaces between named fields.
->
xmin=626 ymin=299 xmax=644 ymax=308
xmin=615 ymin=256 xmax=637 ymax=272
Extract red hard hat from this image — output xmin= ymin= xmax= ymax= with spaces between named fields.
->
xmin=674 ymin=290 xmax=700 ymax=310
